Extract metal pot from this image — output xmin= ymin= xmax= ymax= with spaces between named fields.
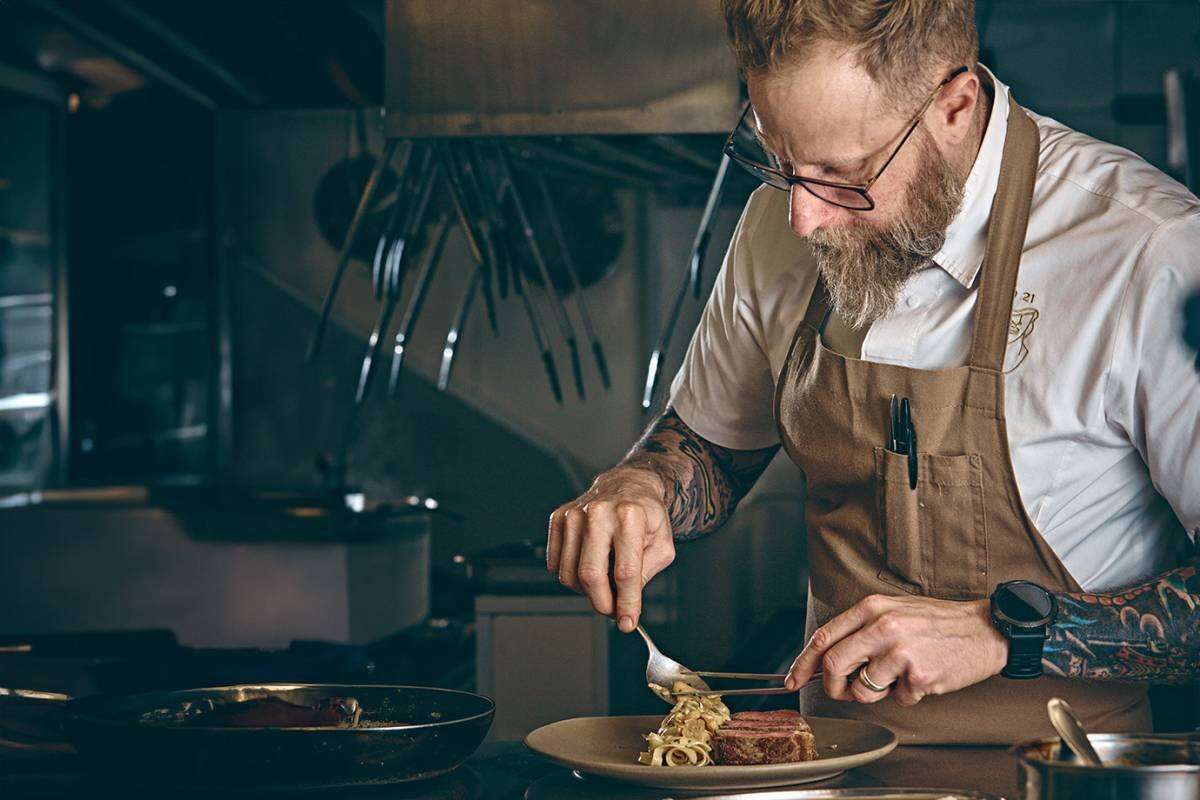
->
xmin=1012 ymin=733 xmax=1200 ymax=799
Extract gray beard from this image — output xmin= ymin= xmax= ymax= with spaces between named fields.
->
xmin=806 ymin=132 xmax=965 ymax=330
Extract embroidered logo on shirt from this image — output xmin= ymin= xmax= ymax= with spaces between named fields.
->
xmin=1006 ymin=291 xmax=1040 ymax=373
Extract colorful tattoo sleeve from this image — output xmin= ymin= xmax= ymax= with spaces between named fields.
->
xmin=1044 ymin=562 xmax=1200 ymax=683
xmin=621 ymin=406 xmax=779 ymax=541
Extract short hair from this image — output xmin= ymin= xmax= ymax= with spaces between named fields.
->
xmin=720 ymin=0 xmax=979 ymax=109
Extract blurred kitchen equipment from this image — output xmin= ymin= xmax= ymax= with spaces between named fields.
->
xmin=536 ymin=172 xmax=612 ymax=390
xmin=495 ymin=146 xmax=585 ymax=401
xmin=387 ymin=214 xmax=452 ymax=396
xmin=0 ymin=683 xmax=493 ymax=789
xmin=1012 ymin=732 xmax=1200 ymax=799
xmin=307 ymin=133 xmax=403 ymax=363
xmin=1047 ymin=697 xmax=1102 ymax=767
xmin=354 ymin=150 xmax=439 ymax=405
xmin=642 ymin=154 xmax=732 ymax=409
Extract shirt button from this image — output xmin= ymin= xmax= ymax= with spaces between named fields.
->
xmin=906 ymin=295 xmax=922 ymax=309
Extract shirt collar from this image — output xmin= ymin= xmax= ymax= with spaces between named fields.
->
xmin=930 ymin=64 xmax=1011 ymax=289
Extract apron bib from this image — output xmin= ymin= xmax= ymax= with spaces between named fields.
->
xmin=773 ymin=99 xmax=1151 ymax=745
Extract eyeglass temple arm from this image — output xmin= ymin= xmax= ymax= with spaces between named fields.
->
xmin=863 ymin=65 xmax=970 ymax=192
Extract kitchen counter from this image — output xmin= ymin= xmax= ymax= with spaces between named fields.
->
xmin=1 ymin=741 xmax=1021 ymax=799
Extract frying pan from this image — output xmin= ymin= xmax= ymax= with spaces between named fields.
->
xmin=1 ymin=683 xmax=493 ymax=790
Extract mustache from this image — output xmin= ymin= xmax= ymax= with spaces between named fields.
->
xmin=804 ymin=134 xmax=964 ymax=329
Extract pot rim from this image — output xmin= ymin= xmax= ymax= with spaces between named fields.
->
xmin=1010 ymin=734 xmax=1200 ymax=775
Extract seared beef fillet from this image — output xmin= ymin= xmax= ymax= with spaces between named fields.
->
xmin=712 ymin=709 xmax=817 ymax=765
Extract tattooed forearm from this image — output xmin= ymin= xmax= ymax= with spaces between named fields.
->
xmin=1043 ymin=562 xmax=1200 ymax=683
xmin=620 ymin=406 xmax=779 ymax=541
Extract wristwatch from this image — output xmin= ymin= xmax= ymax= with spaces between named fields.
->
xmin=990 ymin=580 xmax=1058 ymax=679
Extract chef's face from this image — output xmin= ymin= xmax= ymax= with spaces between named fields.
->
xmin=747 ymin=46 xmax=978 ymax=327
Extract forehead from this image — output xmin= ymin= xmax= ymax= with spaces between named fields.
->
xmin=745 ymin=50 xmax=898 ymax=166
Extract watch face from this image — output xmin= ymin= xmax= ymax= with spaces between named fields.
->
xmin=998 ymin=581 xmax=1053 ymax=623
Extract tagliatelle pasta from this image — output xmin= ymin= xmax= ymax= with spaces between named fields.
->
xmin=637 ymin=681 xmax=730 ymax=767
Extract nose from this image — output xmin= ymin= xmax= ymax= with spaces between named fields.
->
xmin=788 ymin=184 xmax=834 ymax=237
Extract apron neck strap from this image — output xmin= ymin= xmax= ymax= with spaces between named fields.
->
xmin=967 ymin=101 xmax=1040 ymax=370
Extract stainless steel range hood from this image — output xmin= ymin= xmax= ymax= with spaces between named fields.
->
xmin=385 ymin=1 xmax=740 ymax=137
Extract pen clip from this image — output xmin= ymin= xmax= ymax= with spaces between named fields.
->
xmin=888 ymin=394 xmax=901 ymax=453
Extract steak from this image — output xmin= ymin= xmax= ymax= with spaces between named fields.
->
xmin=723 ymin=710 xmax=812 ymax=733
xmin=712 ymin=710 xmax=817 ymax=765
xmin=713 ymin=728 xmax=817 ymax=765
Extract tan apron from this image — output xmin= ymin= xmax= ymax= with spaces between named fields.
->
xmin=773 ymin=99 xmax=1151 ymax=745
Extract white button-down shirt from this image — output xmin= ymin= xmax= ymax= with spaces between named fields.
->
xmin=669 ymin=67 xmax=1200 ymax=592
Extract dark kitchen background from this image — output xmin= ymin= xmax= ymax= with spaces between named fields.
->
xmin=0 ymin=0 xmax=1197 ymax=755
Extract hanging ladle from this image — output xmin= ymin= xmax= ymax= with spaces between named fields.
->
xmin=1047 ymin=697 xmax=1103 ymax=767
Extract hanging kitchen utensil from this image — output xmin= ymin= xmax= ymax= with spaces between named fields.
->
xmin=464 ymin=142 xmax=510 ymax=301
xmin=642 ymin=154 xmax=732 ymax=410
xmin=438 ymin=142 xmax=498 ymax=334
xmin=354 ymin=150 xmax=439 ymax=406
xmin=307 ymin=137 xmax=405 ymax=363
xmin=494 ymin=144 xmax=586 ymax=401
xmin=465 ymin=143 xmax=564 ymax=404
xmin=437 ymin=267 xmax=482 ymax=392
xmin=388 ymin=213 xmax=452 ymax=397
xmin=535 ymin=172 xmax=611 ymax=390
xmin=511 ymin=253 xmax=564 ymax=405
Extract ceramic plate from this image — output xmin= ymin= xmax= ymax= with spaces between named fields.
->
xmin=525 ymin=714 xmax=898 ymax=790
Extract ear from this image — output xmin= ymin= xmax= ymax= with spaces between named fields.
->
xmin=931 ymin=70 xmax=980 ymax=146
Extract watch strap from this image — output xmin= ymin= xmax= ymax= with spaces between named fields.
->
xmin=1001 ymin=628 xmax=1046 ymax=679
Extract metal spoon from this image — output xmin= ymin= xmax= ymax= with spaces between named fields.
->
xmin=1048 ymin=697 xmax=1103 ymax=767
xmin=636 ymin=624 xmax=712 ymax=698
xmin=636 ymin=624 xmax=812 ymax=701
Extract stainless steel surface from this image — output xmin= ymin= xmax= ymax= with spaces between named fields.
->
xmin=1013 ymin=733 xmax=1200 ymax=800
xmin=385 ymin=0 xmax=738 ymax=136
xmin=1046 ymin=697 xmax=1102 ymax=767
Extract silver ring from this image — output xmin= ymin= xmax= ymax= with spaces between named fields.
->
xmin=857 ymin=667 xmax=890 ymax=693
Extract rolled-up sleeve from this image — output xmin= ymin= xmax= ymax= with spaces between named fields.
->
xmin=668 ymin=194 xmax=781 ymax=451
xmin=1104 ymin=212 xmax=1200 ymax=537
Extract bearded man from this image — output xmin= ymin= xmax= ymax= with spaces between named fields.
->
xmin=547 ymin=0 xmax=1200 ymax=743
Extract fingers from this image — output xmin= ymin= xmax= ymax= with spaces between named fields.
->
xmin=575 ymin=501 xmax=619 ymax=614
xmin=556 ymin=506 xmax=586 ymax=592
xmin=546 ymin=507 xmax=566 ymax=573
xmin=545 ymin=483 xmax=672 ymax=633
xmin=849 ymin=649 xmax=907 ymax=704
xmin=786 ymin=594 xmax=891 ymax=690
xmin=612 ymin=504 xmax=647 ymax=632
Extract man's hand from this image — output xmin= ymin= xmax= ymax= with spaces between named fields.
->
xmin=546 ymin=467 xmax=675 ymax=634
xmin=784 ymin=594 xmax=1009 ymax=706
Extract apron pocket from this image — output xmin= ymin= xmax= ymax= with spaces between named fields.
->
xmin=874 ymin=447 xmax=988 ymax=600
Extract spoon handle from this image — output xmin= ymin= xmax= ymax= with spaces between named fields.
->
xmin=1048 ymin=697 xmax=1103 ymax=767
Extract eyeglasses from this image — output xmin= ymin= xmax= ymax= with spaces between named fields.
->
xmin=723 ymin=66 xmax=969 ymax=211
